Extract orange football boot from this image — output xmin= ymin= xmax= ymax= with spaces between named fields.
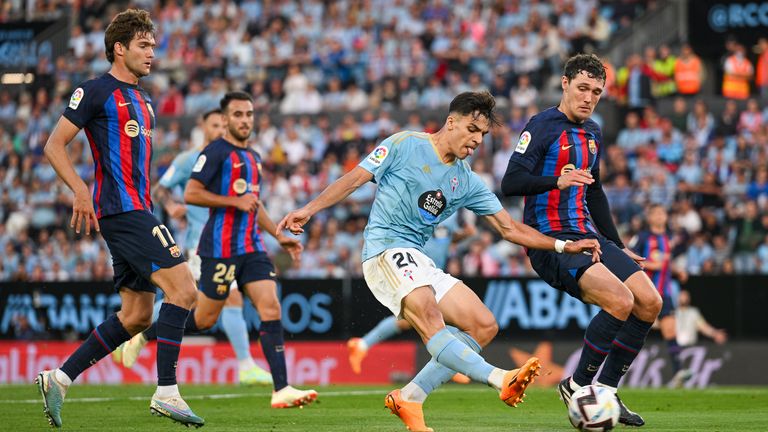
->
xmin=347 ymin=337 xmax=367 ymax=374
xmin=499 ymin=357 xmax=541 ymax=407
xmin=451 ymin=373 xmax=471 ymax=384
xmin=385 ymin=389 xmax=433 ymax=432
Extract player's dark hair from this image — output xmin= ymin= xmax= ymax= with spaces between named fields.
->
xmin=220 ymin=91 xmax=254 ymax=112
xmin=563 ymin=53 xmax=606 ymax=83
xmin=448 ymin=91 xmax=500 ymax=127
xmin=202 ymin=108 xmax=222 ymax=121
xmin=104 ymin=9 xmax=155 ymax=63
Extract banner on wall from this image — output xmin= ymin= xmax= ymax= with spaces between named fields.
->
xmin=0 ymin=340 xmax=417 ymax=385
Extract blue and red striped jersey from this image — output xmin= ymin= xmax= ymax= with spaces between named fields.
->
xmin=190 ymin=138 xmax=266 ymax=258
xmin=63 ymin=74 xmax=155 ymax=218
xmin=508 ymin=107 xmax=601 ymax=234
xmin=633 ymin=230 xmax=672 ymax=296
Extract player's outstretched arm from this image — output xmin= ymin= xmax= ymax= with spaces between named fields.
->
xmin=483 ymin=210 xmax=602 ymax=262
xmin=278 ymin=166 xmax=373 ymax=235
xmin=184 ymin=179 xmax=258 ymax=212
xmin=256 ymin=201 xmax=303 ymax=262
xmin=44 ymin=116 xmax=99 ymax=235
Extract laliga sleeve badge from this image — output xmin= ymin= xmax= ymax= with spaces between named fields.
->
xmin=69 ymin=88 xmax=84 ymax=110
xmin=366 ymin=145 xmax=389 ymax=166
xmin=192 ymin=155 xmax=206 ymax=172
xmin=515 ymin=131 xmax=531 ymax=154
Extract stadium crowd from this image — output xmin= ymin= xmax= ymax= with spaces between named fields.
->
xmin=1 ymin=0 xmax=767 ymax=282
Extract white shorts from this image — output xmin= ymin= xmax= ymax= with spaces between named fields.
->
xmin=362 ymin=248 xmax=460 ymax=318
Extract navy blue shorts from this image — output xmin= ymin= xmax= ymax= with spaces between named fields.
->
xmin=528 ymin=231 xmax=642 ymax=301
xmin=99 ymin=210 xmax=187 ymax=293
xmin=199 ymin=252 xmax=275 ymax=300
xmin=658 ymin=294 xmax=675 ymax=318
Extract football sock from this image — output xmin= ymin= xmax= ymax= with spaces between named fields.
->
xmin=573 ymin=310 xmax=625 ymax=387
xmin=425 ymin=328 xmax=493 ymax=385
xmin=154 ymin=384 xmax=179 ymax=399
xmin=666 ymin=338 xmax=682 ymax=374
xmin=156 ymin=303 xmax=189 ymax=386
xmin=60 ymin=314 xmax=131 ymax=382
xmin=410 ymin=326 xmax=482 ymax=401
xmin=54 ymin=369 xmax=72 ymax=386
xmin=143 ymin=323 xmax=157 ymax=340
xmin=260 ymin=320 xmax=288 ymax=391
xmin=597 ymin=314 xmax=653 ymax=388
xmin=362 ymin=316 xmax=402 ymax=349
xmin=221 ymin=306 xmax=253 ymax=361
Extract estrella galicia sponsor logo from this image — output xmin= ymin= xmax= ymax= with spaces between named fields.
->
xmin=418 ymin=189 xmax=446 ymax=222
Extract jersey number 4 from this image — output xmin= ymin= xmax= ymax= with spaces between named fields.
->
xmin=392 ymin=252 xmax=418 ymax=268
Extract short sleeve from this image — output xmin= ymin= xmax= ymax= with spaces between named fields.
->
xmin=358 ymin=132 xmax=405 ymax=182
xmin=62 ymin=81 xmax=99 ymax=129
xmin=189 ymin=144 xmax=223 ymax=187
xmin=159 ymin=152 xmax=193 ymax=189
xmin=463 ymin=172 xmax=503 ymax=216
xmin=507 ymin=125 xmax=547 ymax=172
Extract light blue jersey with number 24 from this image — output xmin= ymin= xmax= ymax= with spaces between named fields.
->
xmin=358 ymin=131 xmax=502 ymax=262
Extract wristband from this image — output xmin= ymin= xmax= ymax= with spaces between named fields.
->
xmin=554 ymin=239 xmax=572 ymax=254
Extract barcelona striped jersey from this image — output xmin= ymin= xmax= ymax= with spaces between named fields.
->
xmin=508 ymin=107 xmax=601 ymax=235
xmin=190 ymin=138 xmax=266 ymax=258
xmin=63 ymin=73 xmax=155 ymax=218
xmin=634 ymin=230 xmax=672 ymax=296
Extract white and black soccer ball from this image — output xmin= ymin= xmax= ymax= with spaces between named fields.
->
xmin=567 ymin=385 xmax=620 ymax=431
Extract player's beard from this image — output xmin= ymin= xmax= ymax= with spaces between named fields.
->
xmin=229 ymin=126 xmax=252 ymax=142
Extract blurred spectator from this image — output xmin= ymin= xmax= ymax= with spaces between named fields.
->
xmin=674 ymin=44 xmax=703 ymax=97
xmin=675 ymin=290 xmax=728 ymax=347
xmin=756 ymin=37 xmax=768 ymax=98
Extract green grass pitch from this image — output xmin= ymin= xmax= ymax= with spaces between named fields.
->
xmin=2 ymin=384 xmax=767 ymax=431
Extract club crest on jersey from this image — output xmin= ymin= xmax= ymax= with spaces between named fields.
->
xmin=367 ymin=145 xmax=388 ymax=166
xmin=515 ymin=131 xmax=531 ymax=154
xmin=169 ymin=245 xmax=181 ymax=258
xmin=124 ymin=120 xmax=140 ymax=138
xmin=233 ymin=178 xmax=248 ymax=195
xmin=418 ymin=189 xmax=447 ymax=223
xmin=588 ymin=139 xmax=597 ymax=154
xmin=69 ymin=87 xmax=84 ymax=109
xmin=561 ymin=164 xmax=576 ymax=175
xmin=450 ymin=177 xmax=459 ymax=192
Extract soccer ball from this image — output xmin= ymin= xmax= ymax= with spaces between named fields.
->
xmin=567 ymin=385 xmax=620 ymax=431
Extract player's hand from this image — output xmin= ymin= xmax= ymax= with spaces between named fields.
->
xmin=71 ymin=186 xmax=100 ymax=235
xmin=623 ymin=247 xmax=646 ymax=269
xmin=165 ymin=201 xmax=187 ymax=219
xmin=277 ymin=208 xmax=312 ymax=235
xmin=713 ymin=329 xmax=728 ymax=345
xmin=564 ymin=239 xmax=602 ymax=263
xmin=557 ymin=169 xmax=594 ymax=190
xmin=277 ymin=234 xmax=303 ymax=262
xmin=234 ymin=194 xmax=259 ymax=212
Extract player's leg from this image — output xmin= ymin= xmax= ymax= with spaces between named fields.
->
xmin=221 ymin=282 xmax=272 ymax=385
xmin=348 ymin=317 xmax=411 ymax=374
xmin=115 ymin=295 xmax=164 ymax=367
xmin=37 ymin=283 xmax=153 ymax=428
xmin=149 ymin=262 xmax=204 ymax=427
xmin=241 ymin=253 xmax=317 ymax=408
xmin=593 ymin=244 xmax=661 ymax=427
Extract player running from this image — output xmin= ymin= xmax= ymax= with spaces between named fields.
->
xmin=279 ymin=91 xmax=600 ymax=431
xmin=123 ymin=91 xmax=317 ymax=408
xmin=38 ymin=9 xmax=204 ymax=428
xmin=629 ymin=204 xmax=691 ymax=387
xmin=502 ymin=54 xmax=661 ymax=427
xmin=115 ymin=108 xmax=272 ymax=386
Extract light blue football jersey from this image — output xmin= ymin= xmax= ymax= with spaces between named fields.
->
xmin=358 ymin=131 xmax=503 ymax=262
xmin=158 ymin=148 xmax=209 ymax=250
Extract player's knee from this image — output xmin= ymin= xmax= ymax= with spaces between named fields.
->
xmin=258 ymin=301 xmax=281 ymax=321
xmin=174 ymin=287 xmax=197 ymax=309
xmin=472 ymin=315 xmax=498 ymax=346
xmin=646 ymin=292 xmax=663 ymax=318
xmin=607 ymin=291 xmax=634 ymax=320
xmin=121 ymin=310 xmax=153 ymax=334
